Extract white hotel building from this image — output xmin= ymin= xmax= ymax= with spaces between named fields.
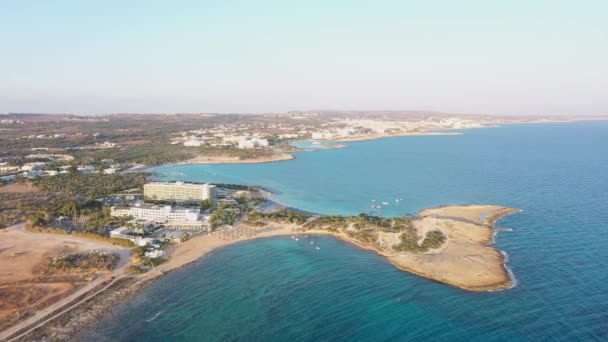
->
xmin=144 ymin=181 xmax=216 ymax=204
xmin=110 ymin=203 xmax=209 ymax=230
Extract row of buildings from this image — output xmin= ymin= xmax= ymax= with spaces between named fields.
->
xmin=0 ymin=162 xmax=121 ymax=181
xmin=177 ymin=135 xmax=270 ymax=149
xmin=109 ymin=181 xmax=219 ymax=230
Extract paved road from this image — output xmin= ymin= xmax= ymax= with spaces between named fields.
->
xmin=0 ymin=223 xmax=132 ymax=341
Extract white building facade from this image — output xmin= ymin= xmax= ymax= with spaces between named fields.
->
xmin=110 ymin=203 xmax=208 ymax=230
xmin=144 ymin=181 xmax=216 ymax=203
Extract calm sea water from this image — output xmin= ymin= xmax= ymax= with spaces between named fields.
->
xmin=87 ymin=122 xmax=608 ymax=341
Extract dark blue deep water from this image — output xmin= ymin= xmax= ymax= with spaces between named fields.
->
xmin=87 ymin=122 xmax=608 ymax=341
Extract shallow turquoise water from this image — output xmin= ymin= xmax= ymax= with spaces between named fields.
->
xmin=89 ymin=122 xmax=608 ymax=341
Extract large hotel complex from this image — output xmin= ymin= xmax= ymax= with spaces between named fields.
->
xmin=110 ymin=203 xmax=208 ymax=230
xmin=144 ymin=181 xmax=216 ymax=203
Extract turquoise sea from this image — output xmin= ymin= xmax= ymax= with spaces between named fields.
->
xmin=86 ymin=122 xmax=608 ymax=341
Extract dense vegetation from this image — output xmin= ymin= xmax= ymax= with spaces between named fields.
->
xmin=200 ymin=198 xmax=214 ymax=210
xmin=393 ymin=228 xmax=446 ymax=253
xmin=247 ymin=209 xmax=312 ymax=225
xmin=346 ymin=230 xmax=378 ymax=244
xmin=0 ymin=173 xmax=147 ymax=235
xmin=35 ymin=252 xmax=119 ymax=274
xmin=32 ymin=172 xmax=148 ymax=198
xmin=304 ymin=215 xmax=348 ymax=232
xmin=304 ymin=213 xmax=415 ymax=232
xmin=209 ymin=208 xmax=241 ymax=228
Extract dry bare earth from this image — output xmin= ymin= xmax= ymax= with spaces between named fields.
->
xmin=0 ymin=183 xmax=39 ymax=194
xmin=0 ymin=224 xmax=129 ymax=333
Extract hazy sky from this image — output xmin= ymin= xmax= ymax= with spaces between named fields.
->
xmin=1 ymin=0 xmax=607 ymax=115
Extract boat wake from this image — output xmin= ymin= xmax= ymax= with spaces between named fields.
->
xmin=145 ymin=310 xmax=165 ymax=323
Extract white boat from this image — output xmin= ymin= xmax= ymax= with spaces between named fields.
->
xmin=382 ymin=201 xmax=389 ymax=205
xmin=310 ymin=241 xmax=314 ymax=245
xmin=295 ymin=238 xmax=299 ymax=241
xmin=316 ymin=246 xmax=320 ymax=250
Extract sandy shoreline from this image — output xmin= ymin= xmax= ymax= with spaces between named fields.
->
xmin=123 ymin=153 xmax=295 ymax=173
xmin=147 ymin=204 xmax=518 ymax=292
xmin=320 ymin=130 xmax=463 ymax=142
xmin=4 ymin=204 xmax=519 ymax=340
xmin=179 ymin=152 xmax=294 ymax=165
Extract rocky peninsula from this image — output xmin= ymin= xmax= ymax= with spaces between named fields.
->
xmin=154 ymin=204 xmax=518 ymax=292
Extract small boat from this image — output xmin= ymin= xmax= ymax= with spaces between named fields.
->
xmin=382 ymin=201 xmax=389 ymax=205
xmin=295 ymin=238 xmax=299 ymax=241
xmin=310 ymin=241 xmax=314 ymax=245
xmin=291 ymin=236 xmax=295 ymax=239
xmin=316 ymin=246 xmax=320 ymax=250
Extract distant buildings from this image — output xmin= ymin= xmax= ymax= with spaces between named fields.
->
xmin=144 ymin=181 xmax=216 ymax=203
xmin=237 ymin=137 xmax=269 ymax=149
xmin=77 ymin=165 xmax=96 ymax=174
xmin=20 ymin=162 xmax=48 ymax=171
xmin=109 ymin=227 xmax=156 ymax=246
xmin=145 ymin=250 xmax=165 ymax=258
xmin=183 ymin=139 xmax=205 ymax=147
xmin=312 ymin=132 xmax=334 ymax=140
xmin=0 ymin=165 xmax=20 ymax=173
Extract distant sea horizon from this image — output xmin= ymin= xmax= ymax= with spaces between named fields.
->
xmin=84 ymin=122 xmax=608 ymax=341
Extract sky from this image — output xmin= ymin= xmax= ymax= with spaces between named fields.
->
xmin=1 ymin=0 xmax=607 ymax=115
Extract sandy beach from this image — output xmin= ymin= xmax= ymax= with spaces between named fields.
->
xmin=146 ymin=224 xmax=302 ymax=279
xmin=148 ymin=204 xmax=518 ymax=292
xmin=180 ymin=153 xmax=294 ymax=165
xmin=325 ymin=131 xmax=463 ymax=142
xmin=316 ymin=144 xmax=349 ymax=150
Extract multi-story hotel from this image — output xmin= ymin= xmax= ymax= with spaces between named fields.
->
xmin=144 ymin=181 xmax=216 ymax=203
xmin=110 ymin=203 xmax=208 ymax=229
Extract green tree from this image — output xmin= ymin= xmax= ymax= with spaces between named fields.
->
xmin=200 ymin=198 xmax=214 ymax=210
xmin=26 ymin=214 xmax=45 ymax=228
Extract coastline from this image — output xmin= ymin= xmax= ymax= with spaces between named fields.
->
xmin=5 ymin=126 xmax=535 ymax=340
xmin=127 ymin=120 xmax=608 ymax=173
xmin=9 ymin=204 xmax=519 ymax=340
xmin=123 ymin=152 xmax=295 ymax=173
xmin=149 ymin=204 xmax=518 ymax=292
xmin=316 ymin=130 xmax=463 ymax=143
xmin=178 ymin=152 xmax=295 ymax=165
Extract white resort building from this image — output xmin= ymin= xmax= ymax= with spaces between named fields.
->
xmin=237 ymin=137 xmax=269 ymax=149
xmin=110 ymin=203 xmax=209 ymax=230
xmin=144 ymin=181 xmax=216 ymax=203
